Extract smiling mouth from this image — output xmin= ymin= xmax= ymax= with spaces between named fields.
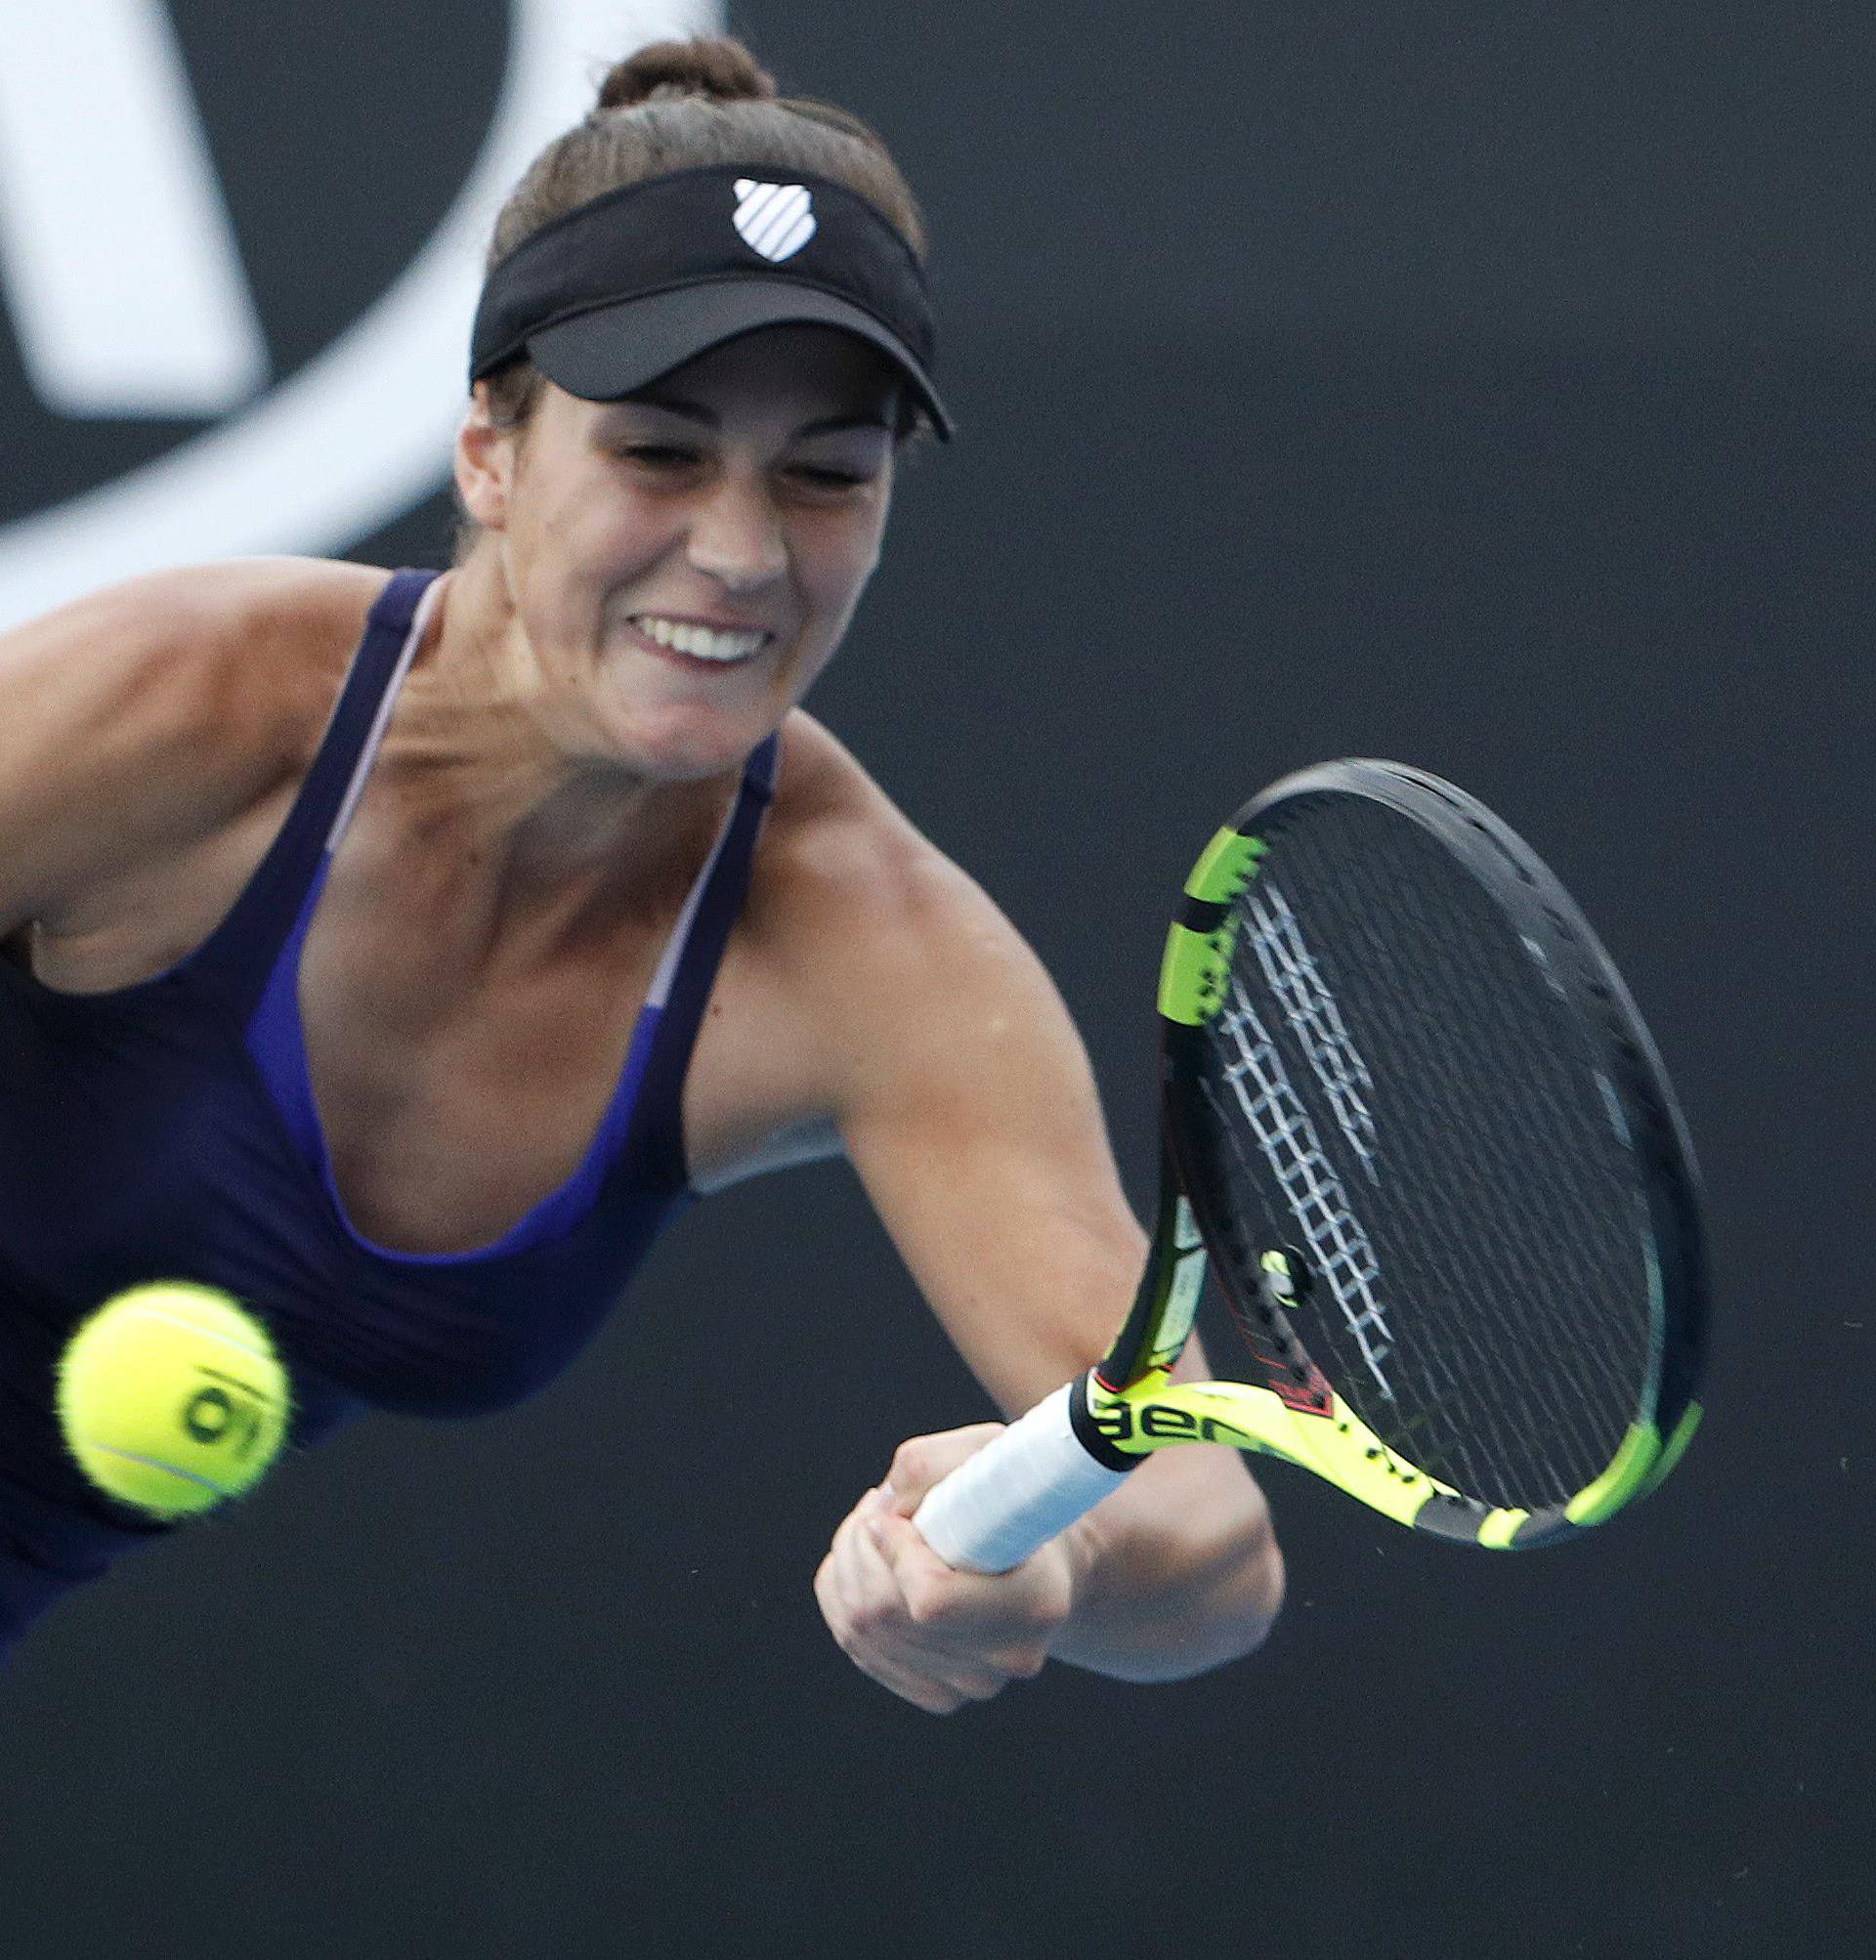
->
xmin=627 ymin=614 xmax=773 ymax=666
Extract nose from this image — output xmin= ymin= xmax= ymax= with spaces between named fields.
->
xmin=686 ymin=474 xmax=788 ymax=594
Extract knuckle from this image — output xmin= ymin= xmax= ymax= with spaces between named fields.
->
xmin=901 ymin=1575 xmax=957 ymax=1629
xmin=1023 ymin=1595 xmax=1072 ymax=1640
xmin=847 ymin=1597 xmax=894 ymax=1640
xmin=814 ymin=1584 xmax=843 ymax=1633
xmin=821 ymin=1596 xmax=857 ymax=1644
xmin=1006 ymin=1643 xmax=1050 ymax=1681
xmin=888 ymin=1435 xmax=938 ymax=1486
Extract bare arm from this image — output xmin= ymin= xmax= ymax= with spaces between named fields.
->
xmin=792 ymin=802 xmax=1281 ymax=1707
xmin=0 ymin=560 xmax=363 ymax=944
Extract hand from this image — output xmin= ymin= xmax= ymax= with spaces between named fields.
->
xmin=814 ymin=1424 xmax=1078 ymax=1715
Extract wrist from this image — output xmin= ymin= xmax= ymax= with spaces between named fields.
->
xmin=1048 ymin=1498 xmax=1123 ymax=1649
xmin=1044 ymin=1462 xmax=1284 ymax=1681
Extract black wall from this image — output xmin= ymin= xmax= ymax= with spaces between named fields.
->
xmin=2 ymin=6 xmax=1870 ymax=1955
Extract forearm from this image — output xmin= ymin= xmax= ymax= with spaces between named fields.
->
xmin=1047 ymin=1454 xmax=1284 ymax=1682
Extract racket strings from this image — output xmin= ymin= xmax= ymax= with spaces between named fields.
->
xmin=1192 ymin=798 xmax=1653 ymax=1512
xmin=1371 ymin=967 xmax=1644 ymax=1494
xmin=1207 ymin=972 xmax=1396 ymax=1392
xmin=1243 ymin=884 xmax=1379 ymax=1174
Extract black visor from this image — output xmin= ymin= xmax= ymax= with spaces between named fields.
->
xmin=469 ymin=164 xmax=952 ymax=440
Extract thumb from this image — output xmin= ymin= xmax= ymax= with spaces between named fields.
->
xmin=865 ymin=1503 xmax=933 ymax=1575
xmin=869 ymin=1502 xmax=986 ymax=1598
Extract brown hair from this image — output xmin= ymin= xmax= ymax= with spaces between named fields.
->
xmin=479 ymin=34 xmax=930 ymax=437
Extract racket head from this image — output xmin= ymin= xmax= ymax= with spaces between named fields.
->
xmin=1158 ymin=759 xmax=1707 ymax=1547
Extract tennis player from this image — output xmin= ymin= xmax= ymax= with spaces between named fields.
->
xmin=0 ymin=36 xmax=1281 ymax=1709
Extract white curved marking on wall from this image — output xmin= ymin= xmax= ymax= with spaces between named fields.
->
xmin=0 ymin=2 xmax=719 ymax=634
xmin=0 ymin=0 xmax=269 ymax=417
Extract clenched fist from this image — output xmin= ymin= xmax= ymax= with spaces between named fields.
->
xmin=814 ymin=1424 xmax=1079 ymax=1714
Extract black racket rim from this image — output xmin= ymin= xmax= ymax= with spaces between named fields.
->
xmin=1163 ymin=758 xmax=1709 ymax=1547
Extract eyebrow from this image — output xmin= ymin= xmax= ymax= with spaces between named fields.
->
xmin=620 ymin=392 xmax=892 ymax=438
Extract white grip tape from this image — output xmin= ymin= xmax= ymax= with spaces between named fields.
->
xmin=911 ymin=1380 xmax=1133 ymax=1574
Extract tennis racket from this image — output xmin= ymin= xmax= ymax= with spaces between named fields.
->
xmin=913 ymin=759 xmax=1707 ymax=1571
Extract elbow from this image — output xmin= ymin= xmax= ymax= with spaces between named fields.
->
xmin=1181 ymin=1500 xmax=1287 ymax=1677
xmin=1052 ymin=1460 xmax=1286 ymax=1684
xmin=1099 ymin=1506 xmax=1287 ymax=1684
xmin=1153 ymin=1509 xmax=1282 ymax=1679
xmin=1172 ymin=1472 xmax=1286 ymax=1674
xmin=1222 ymin=1516 xmax=1286 ymax=1664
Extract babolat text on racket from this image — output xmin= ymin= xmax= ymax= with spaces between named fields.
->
xmin=914 ymin=759 xmax=1707 ymax=1570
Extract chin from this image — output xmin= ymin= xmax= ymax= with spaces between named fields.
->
xmin=604 ymin=703 xmax=777 ymax=783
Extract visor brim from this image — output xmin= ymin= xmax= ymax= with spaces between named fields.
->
xmin=524 ymin=281 xmax=954 ymax=441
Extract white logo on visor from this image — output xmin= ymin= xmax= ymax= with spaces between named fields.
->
xmin=733 ymin=179 xmax=816 ymax=263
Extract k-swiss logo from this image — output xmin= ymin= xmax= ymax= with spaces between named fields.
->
xmin=0 ymin=0 xmax=720 ymax=634
xmin=732 ymin=179 xmax=816 ymax=263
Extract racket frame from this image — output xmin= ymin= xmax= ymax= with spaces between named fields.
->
xmin=914 ymin=759 xmax=1707 ymax=1570
xmin=1141 ymin=760 xmax=1707 ymax=1547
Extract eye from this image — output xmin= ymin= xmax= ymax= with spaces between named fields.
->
xmin=788 ymin=463 xmax=873 ymax=490
xmin=620 ymin=444 xmax=700 ymax=468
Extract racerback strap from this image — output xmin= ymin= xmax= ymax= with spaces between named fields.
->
xmin=622 ymin=731 xmax=782 ymax=1192
xmin=188 ymin=569 xmax=438 ymax=1020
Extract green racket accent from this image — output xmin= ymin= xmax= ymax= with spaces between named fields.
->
xmin=1639 ymin=1401 xmax=1703 ymax=1498
xmin=1562 ymin=1420 xmax=1663 ymax=1526
xmin=1160 ymin=830 xmax=1267 ymax=1024
xmin=1478 ymin=1508 xmax=1530 ymax=1549
xmin=1183 ymin=827 xmax=1267 ymax=903
xmin=1159 ymin=922 xmax=1229 ymax=1026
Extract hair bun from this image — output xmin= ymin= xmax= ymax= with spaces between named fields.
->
xmin=596 ymin=36 xmax=778 ymax=112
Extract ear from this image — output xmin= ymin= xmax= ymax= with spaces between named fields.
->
xmin=455 ymin=383 xmax=516 ymax=531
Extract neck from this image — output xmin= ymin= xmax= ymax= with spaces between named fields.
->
xmin=374 ymin=551 xmax=741 ymax=906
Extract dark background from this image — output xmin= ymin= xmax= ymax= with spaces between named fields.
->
xmin=3 ymin=4 xmax=1871 ymax=1955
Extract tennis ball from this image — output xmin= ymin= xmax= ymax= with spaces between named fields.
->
xmin=55 ymin=1283 xmax=291 ymax=1520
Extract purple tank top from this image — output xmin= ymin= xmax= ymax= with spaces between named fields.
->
xmin=0 ymin=569 xmax=778 ymax=1651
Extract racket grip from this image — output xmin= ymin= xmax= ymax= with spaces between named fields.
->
xmin=912 ymin=1378 xmax=1133 ymax=1575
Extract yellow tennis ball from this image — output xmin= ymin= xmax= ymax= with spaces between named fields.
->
xmin=55 ymin=1283 xmax=291 ymax=1520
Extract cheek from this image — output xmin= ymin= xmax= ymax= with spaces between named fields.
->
xmin=802 ymin=511 xmax=888 ymax=628
xmin=514 ymin=481 xmax=673 ymax=609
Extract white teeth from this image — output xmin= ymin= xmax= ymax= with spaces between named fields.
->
xmin=632 ymin=616 xmax=768 ymax=662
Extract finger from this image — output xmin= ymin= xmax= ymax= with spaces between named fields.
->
xmin=842 ymin=1619 xmax=1002 ymax=1712
xmin=859 ymin=1517 xmax=1046 ymax=1693
xmin=827 ymin=1494 xmax=973 ymax=1678
xmin=847 ymin=1644 xmax=968 ymax=1716
xmin=824 ymin=1492 xmax=903 ymax=1627
xmin=820 ymin=1534 xmax=972 ymax=1712
xmin=883 ymin=1424 xmax=1008 ymax=1512
xmin=842 ymin=1505 xmax=975 ymax=1665
xmin=837 ymin=1515 xmax=1016 ymax=1702
xmin=822 ymin=1493 xmax=1032 ymax=1708
xmin=868 ymin=1513 xmax=1059 ymax=1678
xmin=871 ymin=1508 xmax=1021 ymax=1621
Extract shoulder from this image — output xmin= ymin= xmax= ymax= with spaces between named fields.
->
xmin=752 ymin=711 xmax=1010 ymax=960
xmin=0 ymin=557 xmax=390 ymax=924
xmin=747 ymin=712 xmax=1071 ymax=1092
xmin=4 ymin=554 xmax=383 ymax=703
xmin=1 ymin=554 xmax=385 ymax=746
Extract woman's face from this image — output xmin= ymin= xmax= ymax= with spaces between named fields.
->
xmin=461 ymin=322 xmax=902 ymax=782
